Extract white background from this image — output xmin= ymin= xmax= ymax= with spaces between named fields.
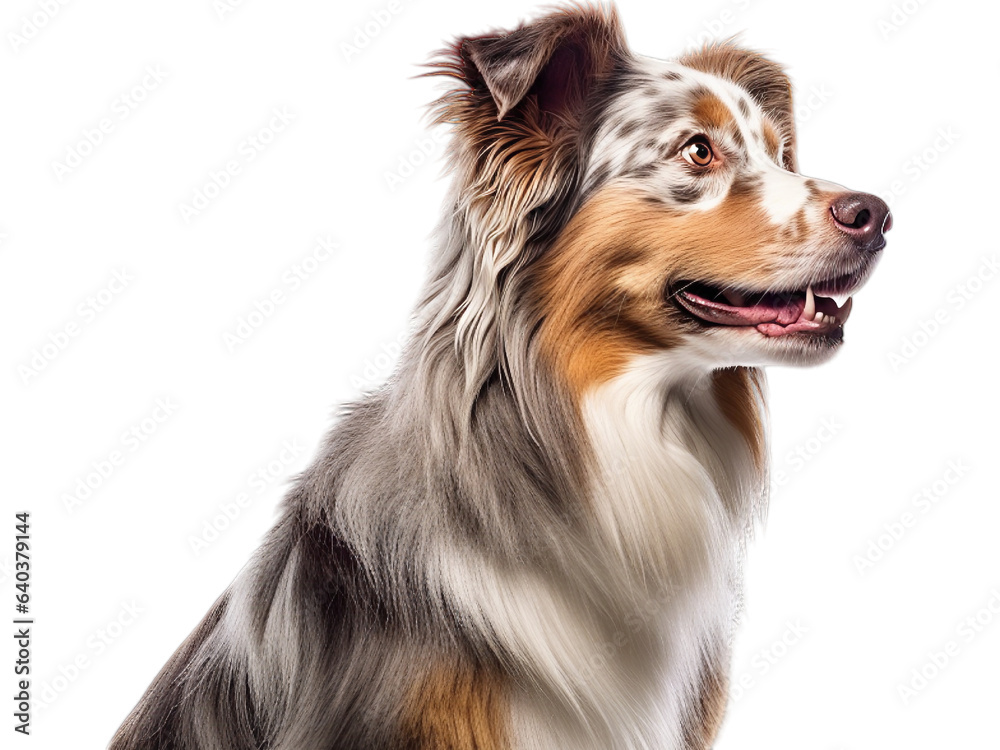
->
xmin=2 ymin=0 xmax=998 ymax=748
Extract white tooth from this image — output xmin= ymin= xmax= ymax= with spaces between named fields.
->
xmin=840 ymin=297 xmax=853 ymax=324
xmin=804 ymin=285 xmax=816 ymax=321
xmin=814 ymin=312 xmax=825 ymax=324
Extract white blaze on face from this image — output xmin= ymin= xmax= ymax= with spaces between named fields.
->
xmin=757 ymin=163 xmax=811 ymax=225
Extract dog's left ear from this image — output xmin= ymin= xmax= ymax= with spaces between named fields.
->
xmin=680 ymin=43 xmax=798 ymax=172
xmin=459 ymin=6 xmax=627 ymax=124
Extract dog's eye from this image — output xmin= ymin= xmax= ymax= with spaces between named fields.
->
xmin=681 ymin=138 xmax=714 ymax=167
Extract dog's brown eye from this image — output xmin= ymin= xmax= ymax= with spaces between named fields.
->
xmin=682 ymin=139 xmax=714 ymax=167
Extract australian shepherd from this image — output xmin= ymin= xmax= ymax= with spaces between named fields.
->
xmin=111 ymin=4 xmax=890 ymax=749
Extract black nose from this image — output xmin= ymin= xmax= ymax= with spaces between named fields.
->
xmin=829 ymin=192 xmax=892 ymax=252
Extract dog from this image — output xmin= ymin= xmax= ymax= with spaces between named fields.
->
xmin=110 ymin=4 xmax=890 ymax=749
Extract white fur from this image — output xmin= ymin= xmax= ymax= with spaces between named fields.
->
xmin=433 ymin=351 xmax=765 ymax=749
xmin=575 ymin=352 xmax=759 ymax=749
xmin=757 ymin=162 xmax=811 ymax=224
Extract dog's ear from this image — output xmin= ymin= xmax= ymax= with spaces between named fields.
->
xmin=459 ymin=6 xmax=627 ymax=124
xmin=680 ymin=43 xmax=798 ymax=172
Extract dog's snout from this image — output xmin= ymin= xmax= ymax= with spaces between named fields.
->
xmin=829 ymin=192 xmax=892 ymax=252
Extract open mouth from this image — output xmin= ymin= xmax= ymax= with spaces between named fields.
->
xmin=671 ymin=271 xmax=863 ymax=338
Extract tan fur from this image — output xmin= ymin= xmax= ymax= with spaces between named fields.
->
xmin=533 ymin=191 xmax=678 ymax=398
xmin=692 ymin=90 xmax=736 ymax=131
xmin=683 ymin=657 xmax=731 ymax=749
xmin=535 ymin=183 xmax=820 ymax=398
xmin=761 ymin=120 xmax=782 ymax=160
xmin=712 ymin=367 xmax=768 ymax=474
xmin=402 ymin=663 xmax=508 ymax=750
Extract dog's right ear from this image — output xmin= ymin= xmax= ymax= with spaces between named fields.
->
xmin=444 ymin=5 xmax=627 ymax=126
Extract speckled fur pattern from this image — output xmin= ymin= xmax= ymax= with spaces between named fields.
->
xmin=109 ymin=4 xmax=880 ymax=749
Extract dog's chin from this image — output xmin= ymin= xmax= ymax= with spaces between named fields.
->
xmin=697 ymin=325 xmax=846 ymax=367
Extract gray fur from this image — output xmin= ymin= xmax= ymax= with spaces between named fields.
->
xmin=111 ymin=6 xmax=787 ymax=749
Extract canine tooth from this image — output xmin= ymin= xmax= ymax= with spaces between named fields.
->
xmin=840 ymin=297 xmax=853 ymax=323
xmin=804 ymin=285 xmax=816 ymax=321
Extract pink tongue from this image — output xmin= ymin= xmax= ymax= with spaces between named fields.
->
xmin=677 ymin=290 xmax=845 ymax=337
xmin=678 ymin=292 xmax=804 ymax=326
xmin=757 ymin=295 xmax=841 ymax=337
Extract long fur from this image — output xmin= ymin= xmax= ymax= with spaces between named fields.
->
xmin=111 ymin=4 xmax=887 ymax=749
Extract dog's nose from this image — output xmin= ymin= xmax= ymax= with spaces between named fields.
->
xmin=829 ymin=192 xmax=892 ymax=252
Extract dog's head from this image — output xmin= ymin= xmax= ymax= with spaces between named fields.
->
xmin=428 ymin=4 xmax=890 ymax=396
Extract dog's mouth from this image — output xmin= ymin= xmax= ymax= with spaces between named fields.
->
xmin=671 ymin=269 xmax=866 ymax=338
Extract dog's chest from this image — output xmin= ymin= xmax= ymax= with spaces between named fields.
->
xmin=509 ymin=356 xmax=759 ymax=749
xmin=580 ymin=355 xmax=755 ymax=588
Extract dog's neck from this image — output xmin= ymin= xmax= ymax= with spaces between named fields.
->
xmin=375 ymin=331 xmax=768 ymax=747
xmin=581 ymin=351 xmax=766 ymax=581
xmin=333 ymin=192 xmax=771 ymax=744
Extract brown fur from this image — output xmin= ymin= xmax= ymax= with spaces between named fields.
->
xmin=692 ymin=90 xmax=736 ymax=132
xmin=424 ymin=4 xmax=626 ymax=128
xmin=535 ymin=182 xmax=817 ymax=399
xmin=532 ymin=195 xmax=677 ymax=398
xmin=402 ymin=663 xmax=508 ymax=750
xmin=420 ymin=7 xmax=628 ymax=362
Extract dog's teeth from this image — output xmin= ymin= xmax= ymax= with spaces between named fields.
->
xmin=840 ymin=297 xmax=853 ymax=324
xmin=724 ymin=290 xmax=747 ymax=306
xmin=803 ymin=285 xmax=816 ymax=321
xmin=814 ymin=312 xmax=825 ymax=324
